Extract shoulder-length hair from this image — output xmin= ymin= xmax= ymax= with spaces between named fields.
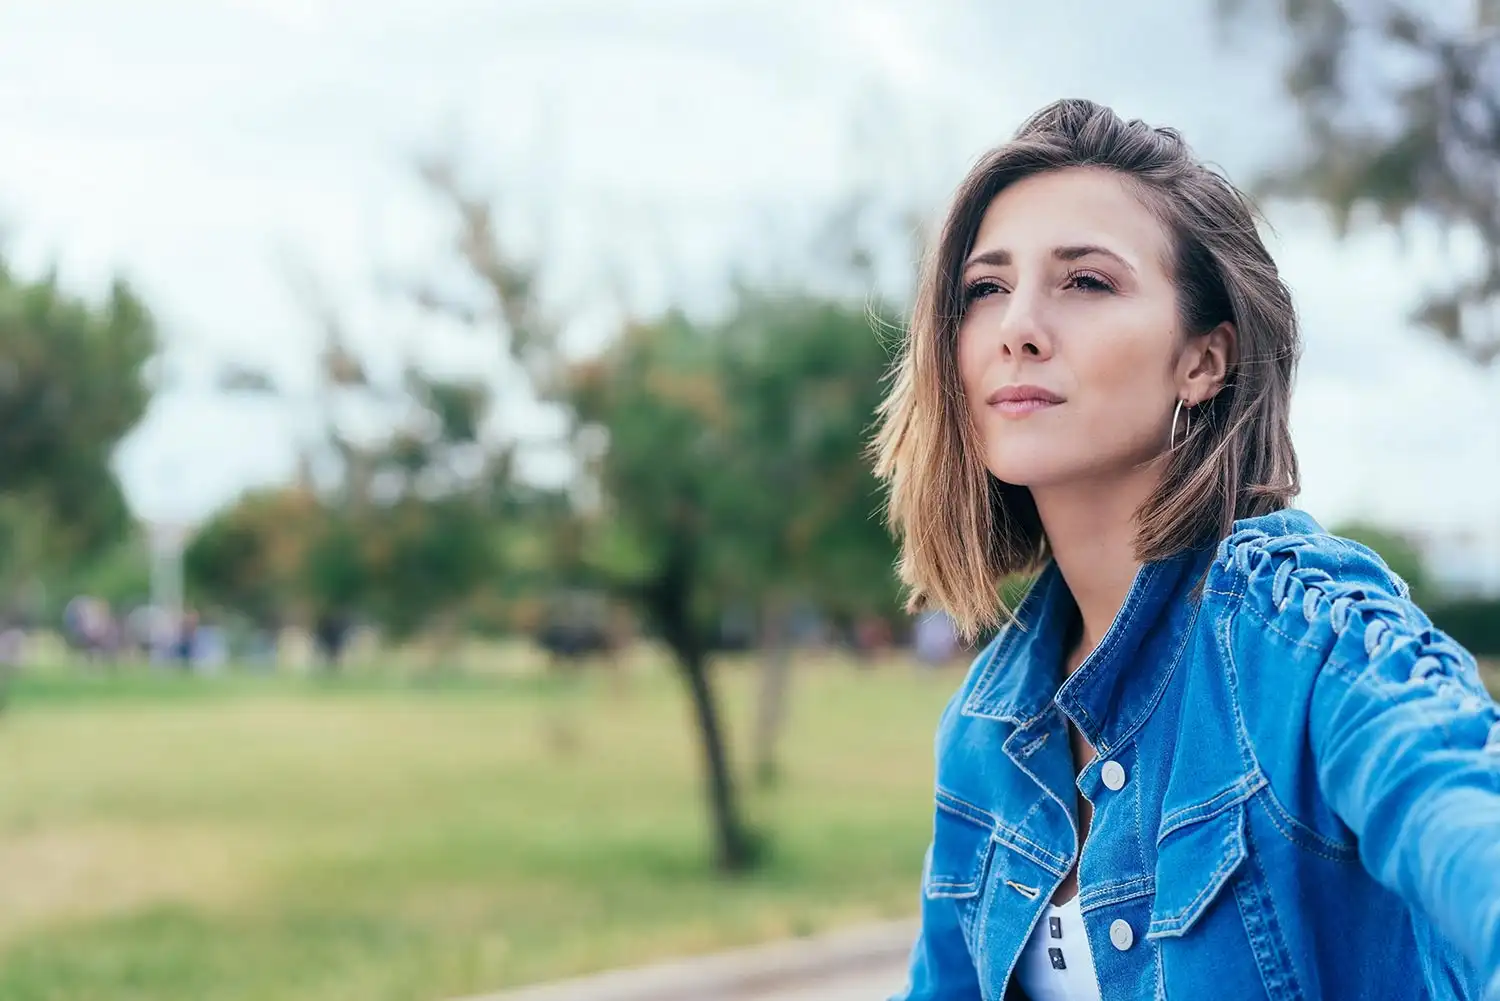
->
xmin=870 ymin=98 xmax=1301 ymax=641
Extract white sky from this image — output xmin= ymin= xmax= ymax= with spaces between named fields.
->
xmin=2 ymin=0 xmax=1497 ymax=559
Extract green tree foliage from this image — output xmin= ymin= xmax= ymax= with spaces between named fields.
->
xmin=415 ymin=152 xmax=916 ymax=872
xmin=362 ymin=497 xmax=499 ymax=642
xmin=0 ymin=264 xmax=157 ymax=611
xmin=711 ymin=292 xmax=901 ymax=785
xmin=1225 ymin=0 xmax=1500 ymax=363
xmin=563 ymin=293 xmax=901 ymax=864
xmin=184 ymin=488 xmax=324 ymax=628
xmin=713 ymin=293 xmax=901 ymax=617
xmin=188 ymin=336 xmax=511 ymax=646
xmin=564 ymin=313 xmax=760 ymax=869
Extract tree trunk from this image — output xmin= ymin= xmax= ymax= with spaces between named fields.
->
xmin=639 ymin=527 xmax=757 ymax=873
xmin=753 ymin=593 xmax=792 ymax=788
xmin=678 ymin=644 xmax=754 ymax=872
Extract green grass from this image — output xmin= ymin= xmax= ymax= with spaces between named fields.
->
xmin=0 ymin=657 xmax=957 ymax=1001
xmin=4 ymin=656 xmax=1493 ymax=1001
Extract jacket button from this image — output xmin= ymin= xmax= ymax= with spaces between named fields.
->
xmin=1109 ymin=919 xmax=1134 ymax=951
xmin=1101 ymin=760 xmax=1127 ymax=791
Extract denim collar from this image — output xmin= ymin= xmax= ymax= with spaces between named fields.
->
xmin=961 ymin=543 xmax=1212 ymax=755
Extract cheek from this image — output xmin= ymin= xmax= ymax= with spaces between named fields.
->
xmin=955 ymin=321 xmax=988 ymax=400
xmin=1072 ymin=322 xmax=1177 ymax=417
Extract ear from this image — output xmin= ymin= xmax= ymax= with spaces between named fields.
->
xmin=1177 ymin=321 xmax=1236 ymax=405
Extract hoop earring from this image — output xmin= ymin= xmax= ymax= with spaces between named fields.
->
xmin=1169 ymin=399 xmax=1192 ymax=451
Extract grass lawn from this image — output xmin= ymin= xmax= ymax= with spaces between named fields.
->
xmin=2 ymin=656 xmax=1494 ymax=1001
xmin=0 ymin=658 xmax=957 ymax=1001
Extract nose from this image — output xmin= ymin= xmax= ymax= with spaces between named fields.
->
xmin=996 ymin=286 xmax=1053 ymax=361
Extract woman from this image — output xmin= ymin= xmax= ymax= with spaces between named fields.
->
xmin=871 ymin=98 xmax=1500 ymax=1001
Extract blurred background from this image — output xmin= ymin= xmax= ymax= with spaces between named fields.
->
xmin=0 ymin=2 xmax=1497 ymax=999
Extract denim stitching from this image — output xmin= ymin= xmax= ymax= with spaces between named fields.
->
xmin=927 ymin=798 xmax=995 ymax=898
xmin=1147 ymin=807 xmax=1246 ymax=936
xmin=1135 ymin=739 xmax=1149 ymax=902
xmin=1248 ymin=822 xmax=1308 ymax=1001
xmin=1248 ymin=541 xmax=1478 ymax=713
xmin=1265 ymin=524 xmax=1497 ymax=732
xmin=1240 ymin=597 xmax=1322 ymax=651
xmin=1218 ymin=535 xmax=1430 ymax=861
xmin=995 ymin=825 xmax=1070 ymax=875
xmin=935 ymin=789 xmax=995 ymax=830
xmin=1219 ymin=601 xmax=1274 ymax=779
xmin=1018 ymin=731 xmax=1050 ymax=757
xmin=1234 ymin=824 xmax=1306 ymax=1001
xmin=1239 ymin=538 xmax=1490 ymax=750
xmin=1254 ymin=788 xmax=1359 ymax=862
xmin=1061 ymin=561 xmax=1163 ymax=736
xmin=1003 ymin=708 xmax=1078 ymax=873
xmin=960 ymin=622 xmax=1018 ymax=717
xmin=1271 ymin=558 xmax=1295 ymax=608
xmin=1300 ymin=584 xmax=1322 ymax=628
xmin=1157 ymin=772 xmax=1266 ymax=841
xmin=1099 ymin=592 xmax=1206 ymax=758
xmin=1081 ymin=874 xmax=1155 ymax=910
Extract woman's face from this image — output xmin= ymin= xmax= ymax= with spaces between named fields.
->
xmin=956 ymin=166 xmax=1219 ymax=491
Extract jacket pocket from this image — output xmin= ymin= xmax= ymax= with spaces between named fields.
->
xmin=1147 ymin=798 xmax=1248 ymax=939
xmin=925 ymin=787 xmax=997 ymax=899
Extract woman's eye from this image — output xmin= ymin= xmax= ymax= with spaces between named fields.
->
xmin=1066 ymin=270 xmax=1115 ymax=293
xmin=964 ymin=279 xmax=1004 ymax=303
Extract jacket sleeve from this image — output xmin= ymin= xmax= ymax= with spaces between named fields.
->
xmin=888 ymin=854 xmax=984 ymax=1000
xmin=1221 ymin=528 xmax=1500 ymax=998
xmin=889 ymin=685 xmax=985 ymax=1000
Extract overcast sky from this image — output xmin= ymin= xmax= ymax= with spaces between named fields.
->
xmin=2 ymin=0 xmax=1497 ymax=556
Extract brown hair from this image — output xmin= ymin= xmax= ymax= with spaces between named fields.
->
xmin=870 ymin=98 xmax=1301 ymax=640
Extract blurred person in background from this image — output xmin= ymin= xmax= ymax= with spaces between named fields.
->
xmin=62 ymin=594 xmax=119 ymax=665
xmin=914 ymin=609 xmax=962 ymax=668
xmin=873 ymin=99 xmax=1500 ymax=1001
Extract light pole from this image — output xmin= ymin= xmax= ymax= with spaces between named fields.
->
xmin=147 ymin=520 xmax=187 ymax=663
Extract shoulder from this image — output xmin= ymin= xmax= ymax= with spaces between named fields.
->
xmin=935 ymin=629 xmax=1005 ymax=734
xmin=1198 ymin=508 xmax=1479 ymax=694
xmin=930 ymin=626 xmax=1019 ymax=771
xmin=1205 ymin=507 xmax=1415 ymax=622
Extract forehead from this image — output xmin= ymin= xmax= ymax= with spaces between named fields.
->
xmin=970 ymin=166 xmax=1171 ymax=274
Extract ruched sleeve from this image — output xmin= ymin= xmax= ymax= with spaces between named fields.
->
xmin=1216 ymin=527 xmax=1500 ymax=999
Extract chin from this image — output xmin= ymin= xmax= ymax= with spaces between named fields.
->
xmin=987 ymin=443 xmax=1160 ymax=493
xmin=984 ymin=451 xmax=1079 ymax=489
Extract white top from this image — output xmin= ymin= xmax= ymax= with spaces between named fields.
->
xmin=1014 ymin=895 xmax=1103 ymax=1001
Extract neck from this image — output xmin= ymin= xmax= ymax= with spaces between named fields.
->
xmin=1030 ymin=462 xmax=1162 ymax=673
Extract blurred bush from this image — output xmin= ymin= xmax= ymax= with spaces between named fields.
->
xmin=1429 ymin=599 xmax=1500 ymax=658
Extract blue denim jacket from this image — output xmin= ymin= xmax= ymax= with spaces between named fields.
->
xmin=893 ymin=509 xmax=1500 ymax=1000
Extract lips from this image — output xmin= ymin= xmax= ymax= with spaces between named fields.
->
xmin=986 ymin=384 xmax=1064 ymax=416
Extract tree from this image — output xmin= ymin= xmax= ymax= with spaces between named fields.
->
xmin=0 ymin=264 xmax=157 ymax=591
xmin=561 ymin=291 xmax=906 ymax=860
xmin=411 ymin=156 xmax=773 ymax=870
xmin=192 ymin=255 xmax=518 ymax=658
xmin=712 ymin=291 xmax=901 ymax=785
xmin=1225 ymin=0 xmax=1500 ymax=363
xmin=413 ymin=153 xmax=916 ymax=871
xmin=564 ymin=313 xmax=762 ymax=870
xmin=184 ymin=487 xmax=324 ymax=629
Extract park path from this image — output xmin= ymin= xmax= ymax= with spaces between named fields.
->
xmin=450 ymin=920 xmax=915 ymax=1001
xmin=743 ymin=958 xmax=906 ymax=999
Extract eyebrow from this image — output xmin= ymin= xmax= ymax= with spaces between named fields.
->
xmin=963 ymin=244 xmax=1137 ymax=277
